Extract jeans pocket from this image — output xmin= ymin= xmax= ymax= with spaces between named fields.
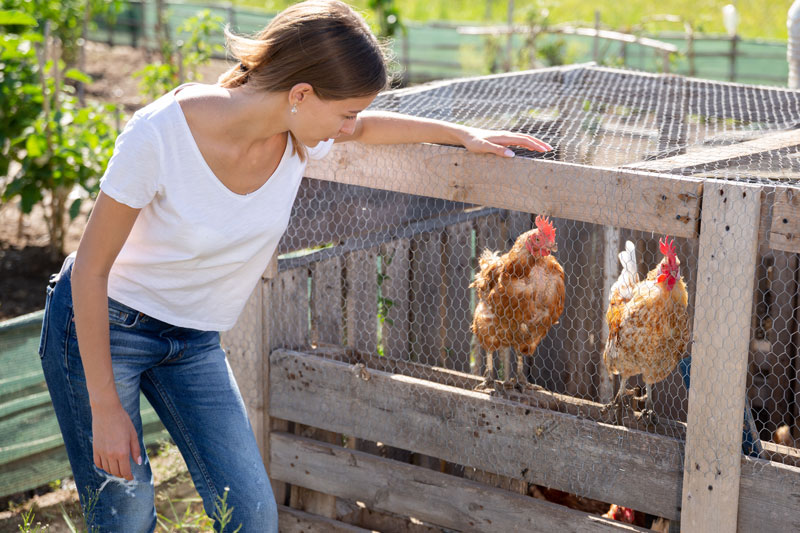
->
xmin=107 ymin=298 xmax=140 ymax=328
xmin=38 ymin=285 xmax=55 ymax=358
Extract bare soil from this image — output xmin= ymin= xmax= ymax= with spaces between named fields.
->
xmin=0 ymin=41 xmax=231 ymax=321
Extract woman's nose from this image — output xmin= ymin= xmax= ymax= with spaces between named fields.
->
xmin=339 ymin=119 xmax=356 ymax=136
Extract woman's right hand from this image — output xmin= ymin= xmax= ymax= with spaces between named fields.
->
xmin=91 ymin=400 xmax=142 ymax=481
xmin=71 ymin=191 xmax=144 ymax=482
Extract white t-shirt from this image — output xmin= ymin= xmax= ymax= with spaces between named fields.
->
xmin=99 ymin=86 xmax=334 ymax=331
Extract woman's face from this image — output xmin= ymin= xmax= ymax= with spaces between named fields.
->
xmin=291 ymin=91 xmax=377 ymax=147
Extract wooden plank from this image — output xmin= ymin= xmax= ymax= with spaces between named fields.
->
xmin=263 ymin=252 xmax=287 ymax=505
xmin=380 ymin=238 xmax=411 ymax=360
xmin=311 ymin=256 xmax=343 ymax=346
xmin=442 ymin=221 xmax=473 ymax=373
xmin=625 ymin=129 xmax=800 ymax=174
xmin=345 ymin=249 xmax=378 ymax=354
xmin=278 ymin=505 xmax=374 ymax=533
xmin=220 ymin=282 xmax=264 ymax=457
xmin=409 ymin=231 xmax=443 ymax=368
xmin=271 ymin=432 xmax=650 ymax=533
xmin=269 ymin=349 xmax=685 ymax=520
xmin=308 ymin=345 xmax=689 ymax=440
xmin=282 ymin=179 xmax=467 ymax=255
xmin=305 ymin=143 xmax=702 ymax=240
xmin=769 ymin=186 xmax=800 ymax=254
xmin=738 ymin=457 xmax=800 ymax=532
xmin=474 ymin=213 xmax=507 ymax=378
xmin=269 ymin=267 xmax=309 ymax=351
xmin=681 ymin=181 xmax=762 ymax=532
xmin=279 ymin=207 xmax=499 ymax=272
xmin=296 ymin=251 xmax=343 ymax=517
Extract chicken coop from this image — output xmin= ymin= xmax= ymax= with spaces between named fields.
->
xmin=221 ymin=64 xmax=800 ymax=532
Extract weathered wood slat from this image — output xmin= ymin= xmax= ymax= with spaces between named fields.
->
xmin=269 ymin=349 xmax=685 ymax=520
xmin=380 ymin=238 xmax=411 ymax=360
xmin=271 ymin=432 xmax=650 ymax=533
xmin=769 ymin=186 xmax=800 ymax=254
xmin=278 ymin=505 xmax=374 ymax=533
xmin=442 ymin=221 xmax=473 ymax=373
xmin=681 ymin=182 xmax=762 ymax=532
xmin=311 ymin=256 xmax=343 ymax=346
xmin=409 ymin=231 xmax=443 ymax=366
xmin=269 ymin=267 xmax=309 ymax=351
xmin=625 ymin=129 xmax=800 ymax=175
xmin=345 ymin=249 xmax=378 ymax=354
xmin=305 ymin=143 xmax=702 ymax=240
xmin=220 ymin=283 xmax=264 ymax=457
xmin=474 ymin=212 xmax=507 ymax=379
xmin=738 ymin=457 xmax=800 ymax=532
xmin=279 ymin=207 xmax=499 ymax=271
xmin=307 ymin=345 xmax=689 ymax=440
xmin=282 ymin=179 xmax=467 ymax=255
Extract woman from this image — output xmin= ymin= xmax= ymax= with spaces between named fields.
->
xmin=38 ymin=0 xmax=551 ymax=530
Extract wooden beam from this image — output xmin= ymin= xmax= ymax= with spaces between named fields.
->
xmin=269 ymin=349 xmax=685 ymax=520
xmin=738 ymin=458 xmax=800 ymax=532
xmin=769 ymin=185 xmax=800 ymax=254
xmin=681 ymin=182 xmax=762 ymax=532
xmin=271 ymin=432 xmax=650 ymax=533
xmin=308 ymin=344 xmax=689 ymax=440
xmin=306 ymin=143 xmax=702 ymax=239
xmin=278 ymin=505 xmax=374 ymax=533
xmin=624 ymin=129 xmax=800 ymax=174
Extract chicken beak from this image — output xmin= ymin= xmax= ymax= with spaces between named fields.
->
xmin=549 ymin=242 xmax=558 ymax=253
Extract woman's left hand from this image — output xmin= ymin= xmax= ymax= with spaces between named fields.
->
xmin=457 ymin=128 xmax=553 ymax=158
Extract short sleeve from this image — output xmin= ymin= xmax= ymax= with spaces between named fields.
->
xmin=99 ymin=114 xmax=161 ymax=209
xmin=306 ymin=138 xmax=335 ymax=161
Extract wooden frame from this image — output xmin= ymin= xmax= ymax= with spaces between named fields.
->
xmin=220 ymin=68 xmax=800 ymax=531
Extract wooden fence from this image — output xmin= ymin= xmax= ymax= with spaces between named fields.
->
xmin=220 ymin=135 xmax=800 ymax=531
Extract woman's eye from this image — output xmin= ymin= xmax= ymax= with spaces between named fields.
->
xmin=345 ymin=115 xmax=356 ymax=120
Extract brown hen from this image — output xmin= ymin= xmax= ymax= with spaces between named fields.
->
xmin=471 ymin=215 xmax=565 ymax=389
xmin=603 ymin=237 xmax=690 ymax=424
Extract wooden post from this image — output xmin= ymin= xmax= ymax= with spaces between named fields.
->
xmin=681 ymin=182 xmax=762 ymax=532
xmin=599 ymin=226 xmax=619 ymax=404
xmin=729 ymin=35 xmax=738 ymax=82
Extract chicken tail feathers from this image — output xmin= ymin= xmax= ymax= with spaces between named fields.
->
xmin=609 ymin=240 xmax=638 ymax=301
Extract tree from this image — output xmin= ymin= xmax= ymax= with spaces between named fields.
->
xmin=0 ymin=6 xmax=119 ymax=258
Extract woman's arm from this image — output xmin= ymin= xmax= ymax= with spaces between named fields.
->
xmin=336 ymin=111 xmax=552 ymax=157
xmin=71 ymin=191 xmax=141 ymax=481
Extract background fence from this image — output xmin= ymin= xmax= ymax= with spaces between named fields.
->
xmin=91 ymin=0 xmax=789 ymax=86
xmin=0 ymin=311 xmax=168 ymax=497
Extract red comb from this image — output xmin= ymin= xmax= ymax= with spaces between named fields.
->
xmin=535 ymin=215 xmax=555 ymax=242
xmin=659 ymin=236 xmax=678 ymax=266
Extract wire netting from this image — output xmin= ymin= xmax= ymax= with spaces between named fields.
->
xmin=270 ymin=65 xmax=800 ymax=523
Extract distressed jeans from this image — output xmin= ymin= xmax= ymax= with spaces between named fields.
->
xmin=39 ymin=254 xmax=278 ymax=532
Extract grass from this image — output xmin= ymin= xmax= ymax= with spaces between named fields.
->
xmin=5 ymin=441 xmax=242 ymax=533
xmin=229 ymin=0 xmax=789 ymax=41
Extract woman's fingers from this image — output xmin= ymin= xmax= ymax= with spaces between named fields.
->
xmin=492 ymin=133 xmax=553 ymax=152
xmin=130 ymin=430 xmax=142 ymax=469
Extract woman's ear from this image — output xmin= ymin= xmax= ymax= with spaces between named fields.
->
xmin=289 ymin=83 xmax=314 ymax=106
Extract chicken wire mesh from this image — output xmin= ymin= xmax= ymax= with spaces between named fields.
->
xmin=268 ymin=65 xmax=800 ymax=523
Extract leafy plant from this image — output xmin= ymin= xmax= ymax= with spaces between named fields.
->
xmin=211 ymin=487 xmax=242 ymax=533
xmin=368 ymin=0 xmax=404 ymax=39
xmin=0 ymin=7 xmax=120 ymax=258
xmin=17 ymin=506 xmax=46 ymax=533
xmin=134 ymin=9 xmax=224 ymax=102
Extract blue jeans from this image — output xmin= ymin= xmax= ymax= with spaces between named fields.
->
xmin=39 ymin=254 xmax=278 ymax=532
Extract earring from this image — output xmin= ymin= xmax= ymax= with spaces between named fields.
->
xmin=291 ymin=104 xmax=298 ymax=114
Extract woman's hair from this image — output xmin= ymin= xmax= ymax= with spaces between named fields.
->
xmin=218 ymin=0 xmax=390 ymax=160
